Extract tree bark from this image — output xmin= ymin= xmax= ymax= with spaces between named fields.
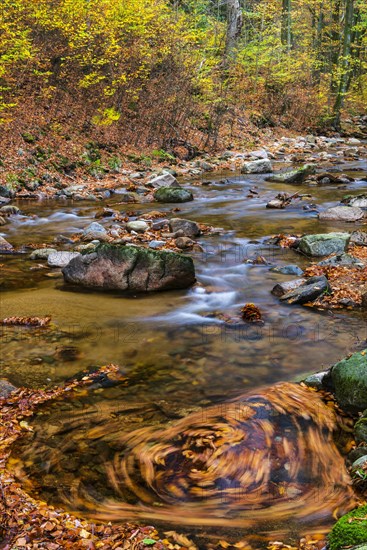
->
xmin=333 ymin=0 xmax=354 ymax=128
xmin=281 ymin=0 xmax=292 ymax=51
xmin=225 ymin=0 xmax=243 ymax=58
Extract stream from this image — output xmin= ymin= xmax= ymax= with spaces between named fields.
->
xmin=2 ymin=159 xmax=367 ymax=547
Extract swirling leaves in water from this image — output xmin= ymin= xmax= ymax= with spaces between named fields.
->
xmin=15 ymin=383 xmax=357 ymax=531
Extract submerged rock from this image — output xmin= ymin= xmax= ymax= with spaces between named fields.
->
xmin=241 ymin=159 xmax=273 ymax=174
xmin=154 ymin=187 xmax=193 ymax=203
xmin=298 ymin=233 xmax=350 ymax=256
xmin=266 ymin=164 xmax=315 ymax=184
xmin=331 ymin=350 xmax=367 ymax=412
xmin=62 ymin=244 xmax=196 ymax=292
xmin=318 ymin=205 xmax=365 ymax=222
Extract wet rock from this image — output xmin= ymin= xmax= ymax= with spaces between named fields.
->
xmin=0 ymin=185 xmax=15 ymax=199
xmin=62 ymin=244 xmax=196 ymax=292
xmin=319 ymin=205 xmax=364 ymax=222
xmin=241 ymin=159 xmax=273 ymax=174
xmin=331 ymin=350 xmax=367 ymax=412
xmin=318 ymin=253 xmax=365 ymax=267
xmin=169 ymin=218 xmax=201 ymax=238
xmin=95 ymin=208 xmax=116 ymax=218
xmin=0 ymin=236 xmax=13 ymax=251
xmin=199 ymin=161 xmax=214 ymax=171
xmin=0 ymin=217 xmax=6 ymax=226
xmin=266 ymin=199 xmax=284 ymax=209
xmin=48 ymin=251 xmax=81 ymax=268
xmin=149 ymin=173 xmax=178 ymax=189
xmin=298 ymin=232 xmax=350 ymax=256
xmin=315 ymin=172 xmax=352 ymax=185
xmin=152 ymin=219 xmax=169 ymax=230
xmin=154 ymin=187 xmax=193 ymax=203
xmin=271 ymin=265 xmax=304 ymax=276
xmin=175 ymin=237 xmax=195 ymax=249
xmin=350 ymin=231 xmax=367 ymax=246
xmin=354 ymin=413 xmax=367 ymax=444
xmin=271 ymin=278 xmax=306 ymax=297
xmin=74 ymin=242 xmax=98 ymax=253
xmin=83 ymin=222 xmax=106 ymax=236
xmin=345 ymin=194 xmax=367 ymax=208
xmin=126 ymin=221 xmax=148 ymax=233
xmin=303 ymin=370 xmax=329 ymax=390
xmin=0 ymin=205 xmax=20 ymax=215
xmin=30 ymin=248 xmax=57 ymax=260
xmin=279 ymin=275 xmax=331 ymax=305
xmin=82 ymin=222 xmax=108 ymax=240
xmin=266 ymin=164 xmax=316 ymax=184
xmin=250 ymin=149 xmax=269 ymax=160
xmin=0 ymin=379 xmax=17 ymax=398
xmin=149 ymin=240 xmax=165 ymax=249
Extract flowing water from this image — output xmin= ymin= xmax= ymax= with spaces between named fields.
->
xmin=3 ymin=159 xmax=367 ymax=546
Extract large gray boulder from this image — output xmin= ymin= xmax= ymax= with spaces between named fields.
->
xmin=169 ymin=218 xmax=201 ymax=238
xmin=318 ymin=206 xmax=364 ymax=222
xmin=62 ymin=244 xmax=196 ymax=292
xmin=154 ymin=187 xmax=193 ymax=203
xmin=241 ymin=159 xmax=273 ymax=174
xmin=298 ymin=232 xmax=350 ymax=256
xmin=331 ymin=350 xmax=367 ymax=412
xmin=266 ymin=164 xmax=315 ymax=184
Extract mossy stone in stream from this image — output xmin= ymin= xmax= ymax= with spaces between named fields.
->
xmin=328 ymin=505 xmax=367 ymax=550
xmin=331 ymin=350 xmax=367 ymax=412
xmin=266 ymin=164 xmax=315 ymax=183
xmin=154 ymin=186 xmax=193 ymax=203
xmin=63 ymin=243 xmax=196 ymax=292
xmin=298 ymin=232 xmax=350 ymax=257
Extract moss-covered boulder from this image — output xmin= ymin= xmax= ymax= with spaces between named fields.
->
xmin=328 ymin=505 xmax=367 ymax=550
xmin=62 ymin=243 xmax=196 ymax=292
xmin=266 ymin=164 xmax=316 ymax=184
xmin=298 ymin=232 xmax=350 ymax=256
xmin=154 ymin=187 xmax=193 ymax=203
xmin=331 ymin=350 xmax=367 ymax=412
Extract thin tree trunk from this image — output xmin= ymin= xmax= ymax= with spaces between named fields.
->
xmin=333 ymin=0 xmax=354 ymax=128
xmin=281 ymin=0 xmax=292 ymax=51
xmin=225 ymin=0 xmax=243 ymax=58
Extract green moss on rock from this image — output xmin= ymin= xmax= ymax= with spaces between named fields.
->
xmin=331 ymin=350 xmax=367 ymax=412
xmin=154 ymin=186 xmax=193 ymax=203
xmin=329 ymin=505 xmax=367 ymax=550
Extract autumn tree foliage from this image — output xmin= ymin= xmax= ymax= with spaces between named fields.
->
xmin=0 ymin=0 xmax=366 ymax=154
